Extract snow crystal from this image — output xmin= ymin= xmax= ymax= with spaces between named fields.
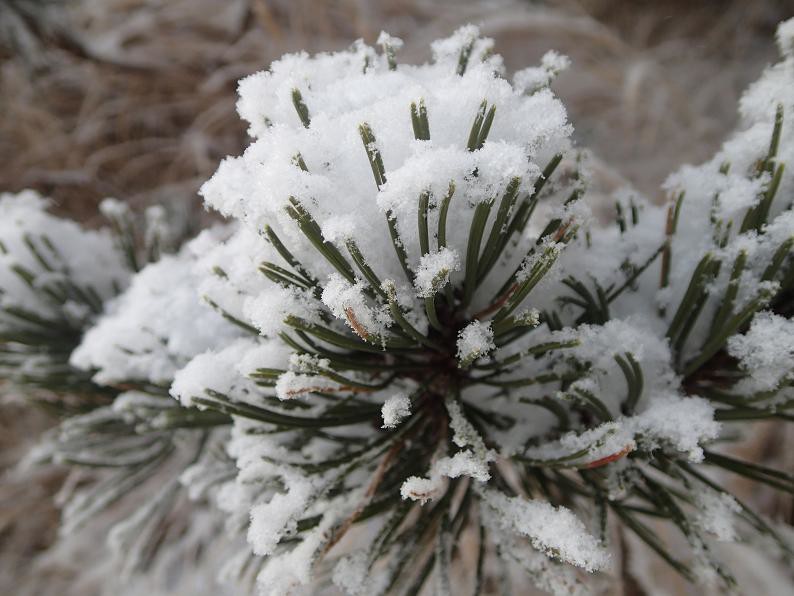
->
xmin=401 ymin=450 xmax=493 ymax=503
xmin=170 ymin=339 xmax=259 ymax=407
xmin=727 ymin=311 xmax=794 ymax=391
xmin=513 ymin=50 xmax=571 ymax=95
xmin=400 ymin=475 xmax=444 ymax=504
xmin=321 ymin=274 xmax=391 ymax=340
xmin=381 ymin=392 xmax=411 ymax=428
xmin=254 ymin=498 xmax=346 ymax=595
xmin=275 ymin=370 xmax=340 ymax=400
xmin=414 ymin=247 xmax=460 ymax=298
xmin=457 ymin=320 xmax=495 ymax=366
xmin=514 ymin=308 xmax=541 ymax=327
xmin=430 ymin=24 xmax=497 ymax=72
xmin=376 ymin=31 xmax=403 ymax=51
xmin=244 ymin=284 xmax=320 ymax=337
xmin=630 ymin=393 xmax=720 ymax=461
xmin=332 ymin=550 xmax=370 ymax=596
xmin=435 ymin=450 xmax=490 ymax=482
xmin=401 ymin=399 xmax=496 ymax=502
xmin=247 ymin=469 xmax=316 ymax=557
xmin=776 ymin=17 xmax=794 ymax=58
xmin=446 ymin=399 xmax=487 ymax=452
xmin=71 ymin=245 xmax=240 ymax=385
xmin=574 ymin=319 xmax=670 ymax=368
xmin=522 ymin=421 xmax=635 ymax=466
xmin=541 ymin=50 xmax=571 ymax=74
xmin=695 ymin=491 xmax=741 ymax=542
xmin=99 ymin=197 xmax=131 ymax=219
xmin=481 ymin=488 xmax=611 ymax=572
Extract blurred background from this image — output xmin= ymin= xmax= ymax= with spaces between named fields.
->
xmin=1 ymin=0 xmax=792 ymax=593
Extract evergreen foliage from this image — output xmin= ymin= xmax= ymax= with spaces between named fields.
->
xmin=3 ymin=19 xmax=794 ymax=596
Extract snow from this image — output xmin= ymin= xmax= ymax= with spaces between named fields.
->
xmin=201 ymin=23 xmax=572 ymax=295
xmin=514 ymin=50 xmax=570 ymax=95
xmin=170 ymin=339 xmax=262 ymax=407
xmin=71 ymin=238 xmax=241 ymax=385
xmin=414 ymin=247 xmax=460 ymax=298
xmin=376 ymin=31 xmax=403 ymax=51
xmin=629 ymin=393 xmax=720 ymax=462
xmin=430 ymin=24 xmax=496 ymax=71
xmin=244 ymin=284 xmax=320 ymax=337
xmin=435 ymin=450 xmax=491 ymax=482
xmin=332 ymin=550 xmax=370 ymax=596
xmin=99 ymin=196 xmax=131 ymax=219
xmin=381 ymin=392 xmax=411 ymax=428
xmin=321 ymin=274 xmax=391 ymax=340
xmin=0 ymin=190 xmax=127 ymax=321
xmin=573 ymin=319 xmax=671 ymax=369
xmin=144 ymin=204 xmax=169 ymax=252
xmin=400 ymin=475 xmax=444 ymax=505
xmin=541 ymin=50 xmax=571 ymax=74
xmin=517 ymin=390 xmax=718 ymax=465
xmin=275 ymin=369 xmax=339 ymax=400
xmin=521 ymin=421 xmax=635 ymax=465
xmin=457 ymin=320 xmax=495 ymax=366
xmin=776 ymin=17 xmax=794 ymax=58
xmin=247 ymin=468 xmax=315 ymax=557
xmin=401 ymin=399 xmax=496 ymax=502
xmin=446 ymin=398 xmax=488 ymax=453
xmin=481 ymin=488 xmax=611 ymax=572
xmin=727 ymin=311 xmax=794 ymax=391
xmin=254 ymin=499 xmax=344 ymax=595
xmin=695 ymin=490 xmax=741 ymax=542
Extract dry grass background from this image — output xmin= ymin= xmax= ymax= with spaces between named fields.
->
xmin=1 ymin=0 xmax=793 ymax=594
xmin=2 ymin=0 xmax=790 ymax=217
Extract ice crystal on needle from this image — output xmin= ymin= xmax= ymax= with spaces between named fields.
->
xmin=381 ymin=392 xmax=411 ymax=428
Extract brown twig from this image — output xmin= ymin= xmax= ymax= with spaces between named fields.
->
xmin=345 ymin=307 xmax=370 ymax=341
xmin=473 ymin=283 xmax=517 ymax=319
xmin=584 ymin=444 xmax=634 ymax=469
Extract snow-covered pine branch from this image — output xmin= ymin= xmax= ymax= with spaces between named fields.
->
xmin=2 ymin=17 xmax=794 ymax=596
